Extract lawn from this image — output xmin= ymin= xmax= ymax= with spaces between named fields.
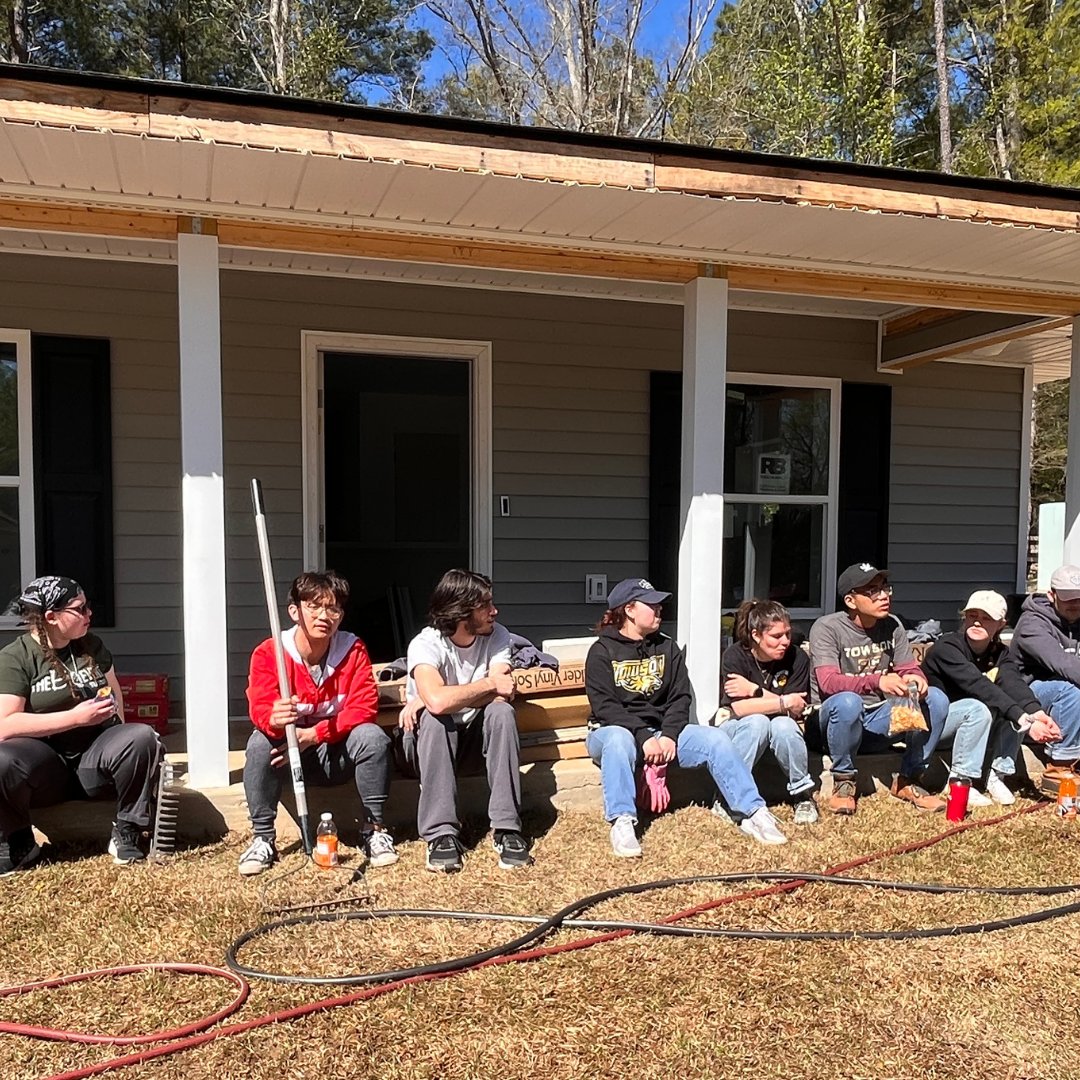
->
xmin=3 ymin=795 xmax=1080 ymax=1080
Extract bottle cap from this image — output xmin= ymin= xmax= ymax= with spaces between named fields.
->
xmin=320 ymin=812 xmax=333 ymax=821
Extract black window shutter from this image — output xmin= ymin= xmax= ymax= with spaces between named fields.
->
xmin=835 ymin=382 xmax=891 ymax=597
xmin=31 ymin=335 xmax=115 ymax=626
xmin=649 ymin=371 xmax=683 ymax=618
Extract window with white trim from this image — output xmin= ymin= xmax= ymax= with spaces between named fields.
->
xmin=0 ymin=330 xmax=35 ymax=622
xmin=723 ymin=375 xmax=839 ymax=617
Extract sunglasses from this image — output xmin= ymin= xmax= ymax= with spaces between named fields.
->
xmin=62 ymin=601 xmax=92 ymax=616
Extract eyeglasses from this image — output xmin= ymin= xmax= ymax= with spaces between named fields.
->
xmin=62 ymin=602 xmax=91 ymax=616
xmin=301 ymin=601 xmax=344 ymax=618
xmin=852 ymin=585 xmax=893 ymax=599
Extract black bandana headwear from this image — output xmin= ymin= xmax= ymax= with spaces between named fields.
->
xmin=6 ymin=575 xmax=83 ymax=618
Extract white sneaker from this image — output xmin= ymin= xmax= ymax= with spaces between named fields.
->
xmin=965 ymin=787 xmax=993 ymax=807
xmin=609 ymin=815 xmax=642 ymax=858
xmin=238 ymin=836 xmax=277 ymax=876
xmin=739 ymin=807 xmax=788 ymax=845
xmin=985 ymin=771 xmax=1016 ymax=805
xmin=710 ymin=799 xmax=734 ymax=825
xmin=362 ymin=827 xmax=399 ymax=868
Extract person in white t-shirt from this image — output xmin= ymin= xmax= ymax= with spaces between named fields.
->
xmin=400 ymin=569 xmax=529 ymax=873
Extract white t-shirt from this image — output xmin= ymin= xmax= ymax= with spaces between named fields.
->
xmin=406 ymin=623 xmax=513 ymax=724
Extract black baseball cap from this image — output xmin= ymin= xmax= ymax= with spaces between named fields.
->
xmin=607 ymin=577 xmax=671 ymax=608
xmin=837 ymin=562 xmax=889 ymax=598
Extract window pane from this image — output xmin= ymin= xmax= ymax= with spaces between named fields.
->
xmin=0 ymin=488 xmax=20 ymax=607
xmin=0 ymin=343 xmax=16 ymax=477
xmin=724 ymin=385 xmax=830 ymax=496
xmin=723 ymin=503 xmax=824 ymax=609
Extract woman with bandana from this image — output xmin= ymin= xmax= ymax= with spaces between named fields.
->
xmin=0 ymin=576 xmax=162 ymax=874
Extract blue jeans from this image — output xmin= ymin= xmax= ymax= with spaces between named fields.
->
xmin=817 ymin=688 xmax=949 ymax=778
xmin=725 ymin=714 xmax=815 ymax=797
xmin=585 ymin=724 xmax=765 ymax=822
xmin=1030 ymin=680 xmax=1080 ymax=762
xmin=932 ymin=698 xmax=993 ymax=781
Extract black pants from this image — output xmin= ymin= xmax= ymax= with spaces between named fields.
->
xmin=0 ymin=723 xmax=163 ymax=836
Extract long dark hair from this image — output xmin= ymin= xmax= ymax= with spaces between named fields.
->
xmin=428 ymin=569 xmax=493 ymax=634
xmin=733 ymin=599 xmax=791 ymax=649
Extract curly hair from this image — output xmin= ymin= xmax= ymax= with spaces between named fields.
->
xmin=428 ymin=569 xmax=493 ymax=635
xmin=732 ymin=599 xmax=791 ymax=649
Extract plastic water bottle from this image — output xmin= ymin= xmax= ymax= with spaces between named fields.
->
xmin=1056 ymin=777 xmax=1077 ymax=822
xmin=314 ymin=812 xmax=339 ymax=868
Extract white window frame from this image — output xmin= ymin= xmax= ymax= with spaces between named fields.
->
xmin=300 ymin=330 xmax=492 ymax=574
xmin=0 ymin=329 xmax=35 ymax=630
xmin=724 ymin=372 xmax=841 ymax=619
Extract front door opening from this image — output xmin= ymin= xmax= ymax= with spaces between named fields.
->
xmin=323 ymin=351 xmax=470 ymax=661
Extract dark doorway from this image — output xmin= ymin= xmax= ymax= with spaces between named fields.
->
xmin=323 ymin=352 xmax=471 ymax=661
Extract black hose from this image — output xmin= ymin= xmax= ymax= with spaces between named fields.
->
xmin=226 ymin=871 xmax=1080 ymax=986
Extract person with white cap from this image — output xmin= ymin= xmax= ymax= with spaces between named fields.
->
xmin=585 ymin=578 xmax=787 ymax=856
xmin=923 ymin=590 xmax=1059 ymax=805
xmin=1006 ymin=565 xmax=1080 ymax=794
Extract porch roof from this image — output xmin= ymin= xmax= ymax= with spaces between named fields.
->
xmin=0 ymin=63 xmax=1077 ymax=377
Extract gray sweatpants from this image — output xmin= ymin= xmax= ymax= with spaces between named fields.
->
xmin=404 ymin=700 xmax=522 ymax=842
xmin=0 ymin=722 xmax=163 ymax=835
xmin=243 ymin=722 xmax=391 ymax=841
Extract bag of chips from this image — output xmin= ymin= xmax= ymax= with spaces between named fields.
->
xmin=889 ymin=681 xmax=928 ymax=735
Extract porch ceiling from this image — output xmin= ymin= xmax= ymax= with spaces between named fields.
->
xmin=1 ymin=95 xmax=1080 ymax=310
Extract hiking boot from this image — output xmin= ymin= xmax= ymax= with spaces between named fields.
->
xmin=890 ymin=775 xmax=946 ymax=812
xmin=493 ymin=830 xmax=531 ymax=870
xmin=0 ymin=827 xmax=42 ymax=877
xmin=793 ymin=797 xmax=820 ymax=825
xmin=1040 ymin=762 xmax=1080 ymax=799
xmin=108 ymin=820 xmax=146 ymax=865
xmin=362 ymin=826 xmax=399 ymax=868
xmin=739 ymin=807 xmax=788 ymax=845
xmin=829 ymin=776 xmax=858 ymax=816
xmin=238 ymin=836 xmax=278 ymax=876
xmin=609 ymin=815 xmax=642 ymax=858
xmin=425 ymin=835 xmax=463 ymax=873
xmin=985 ymin=770 xmax=1016 ymax=806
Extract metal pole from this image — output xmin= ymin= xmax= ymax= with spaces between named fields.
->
xmin=250 ymin=478 xmax=312 ymax=856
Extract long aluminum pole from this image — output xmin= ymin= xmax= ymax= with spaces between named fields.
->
xmin=250 ymin=478 xmax=312 ymax=856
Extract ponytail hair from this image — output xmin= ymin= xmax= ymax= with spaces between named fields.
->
xmin=733 ymin=599 xmax=791 ymax=648
xmin=593 ymin=604 xmax=629 ymax=633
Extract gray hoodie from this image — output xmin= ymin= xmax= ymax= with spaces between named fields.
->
xmin=1008 ymin=594 xmax=1080 ymax=685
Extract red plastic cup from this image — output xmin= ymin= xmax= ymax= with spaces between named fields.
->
xmin=946 ymin=779 xmax=971 ymax=822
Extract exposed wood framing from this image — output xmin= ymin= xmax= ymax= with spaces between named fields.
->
xmin=2 ymin=78 xmax=1080 ymax=231
xmin=882 ymin=308 xmax=956 ymax=337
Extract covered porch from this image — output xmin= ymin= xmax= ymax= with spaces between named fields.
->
xmin=0 ymin=65 xmax=1078 ymax=791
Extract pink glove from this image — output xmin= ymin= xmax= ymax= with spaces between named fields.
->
xmin=637 ymin=762 xmax=670 ymax=814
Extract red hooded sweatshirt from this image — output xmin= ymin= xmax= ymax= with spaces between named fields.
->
xmin=246 ymin=626 xmax=379 ymax=744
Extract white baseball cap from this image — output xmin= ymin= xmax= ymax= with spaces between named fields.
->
xmin=1050 ymin=565 xmax=1080 ymax=601
xmin=961 ymin=590 xmax=1007 ymax=622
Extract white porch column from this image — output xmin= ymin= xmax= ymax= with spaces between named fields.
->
xmin=178 ymin=228 xmax=230 ymax=788
xmin=676 ymin=274 xmax=728 ymax=725
xmin=1065 ymin=317 xmax=1080 ymax=566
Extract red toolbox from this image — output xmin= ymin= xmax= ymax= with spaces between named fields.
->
xmin=116 ymin=674 xmax=170 ymax=734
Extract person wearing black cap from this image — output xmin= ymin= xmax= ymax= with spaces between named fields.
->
xmin=808 ymin=563 xmax=949 ymax=815
xmin=585 ymin=577 xmax=787 ymax=856
xmin=0 ymin=576 xmax=162 ymax=874
xmin=1006 ymin=564 xmax=1080 ymax=794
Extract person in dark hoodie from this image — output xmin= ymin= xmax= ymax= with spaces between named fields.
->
xmin=1006 ymin=564 xmax=1080 ymax=794
xmin=923 ymin=590 xmax=1059 ymax=806
xmin=584 ymin=578 xmax=786 ymax=857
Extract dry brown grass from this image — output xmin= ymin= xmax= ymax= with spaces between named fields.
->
xmin=4 ymin=797 xmax=1080 ymax=1080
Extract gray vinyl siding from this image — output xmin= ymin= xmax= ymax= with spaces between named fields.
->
xmin=0 ymin=254 xmax=1025 ymax=713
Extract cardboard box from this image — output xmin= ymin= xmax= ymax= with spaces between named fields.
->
xmin=513 ymin=660 xmax=586 ymax=697
xmin=117 ymin=673 xmax=170 ymax=734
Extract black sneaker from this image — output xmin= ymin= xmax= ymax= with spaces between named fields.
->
xmin=492 ymin=830 xmax=531 ymax=870
xmin=0 ymin=827 xmax=42 ymax=877
xmin=108 ymin=821 xmax=146 ymax=866
xmin=425 ymin=835 xmax=463 ymax=873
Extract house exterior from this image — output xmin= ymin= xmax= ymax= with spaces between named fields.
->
xmin=0 ymin=64 xmax=1077 ymax=787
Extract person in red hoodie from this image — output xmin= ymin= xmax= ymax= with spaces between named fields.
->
xmin=238 ymin=570 xmax=395 ymax=876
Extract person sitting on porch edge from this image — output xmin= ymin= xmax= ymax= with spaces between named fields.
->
xmin=809 ymin=562 xmax=949 ymax=815
xmin=239 ymin=570 xmax=397 ymax=876
xmin=585 ymin=578 xmax=787 ymax=857
xmin=719 ymin=599 xmax=818 ymax=825
xmin=0 ymin=575 xmax=162 ymax=873
xmin=1005 ymin=565 xmax=1080 ymax=796
xmin=923 ymin=589 xmax=1059 ymax=805
xmin=399 ymin=568 xmax=530 ymax=873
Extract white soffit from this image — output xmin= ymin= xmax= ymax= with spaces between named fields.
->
xmin=2 ymin=119 xmax=1080 ymax=299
